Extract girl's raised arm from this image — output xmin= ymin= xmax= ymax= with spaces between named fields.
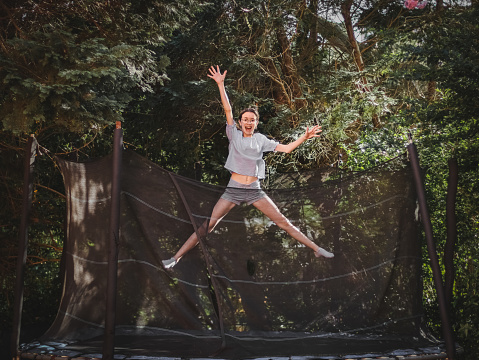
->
xmin=208 ymin=65 xmax=234 ymax=126
xmin=275 ymin=125 xmax=322 ymax=154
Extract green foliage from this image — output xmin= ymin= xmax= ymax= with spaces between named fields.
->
xmin=0 ymin=29 xmax=166 ymax=133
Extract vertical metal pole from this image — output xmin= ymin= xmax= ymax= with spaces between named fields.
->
xmin=407 ymin=140 xmax=455 ymax=360
xmin=10 ymin=135 xmax=38 ymax=359
xmin=102 ymin=122 xmax=123 ymax=360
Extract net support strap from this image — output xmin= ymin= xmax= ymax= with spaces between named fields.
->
xmin=168 ymin=173 xmax=226 ymax=348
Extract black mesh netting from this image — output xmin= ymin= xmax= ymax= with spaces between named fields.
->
xmin=26 ymin=150 xmax=444 ymax=359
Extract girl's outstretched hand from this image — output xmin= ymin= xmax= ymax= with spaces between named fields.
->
xmin=304 ymin=125 xmax=322 ymax=140
xmin=207 ymin=65 xmax=227 ymax=84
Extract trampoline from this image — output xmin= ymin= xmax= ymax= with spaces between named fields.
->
xmin=12 ymin=132 xmax=461 ymax=360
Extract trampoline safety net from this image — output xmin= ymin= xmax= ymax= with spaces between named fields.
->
xmin=30 ymin=150 xmax=442 ymax=359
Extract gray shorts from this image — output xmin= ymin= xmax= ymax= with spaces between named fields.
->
xmin=220 ymin=179 xmax=267 ymax=205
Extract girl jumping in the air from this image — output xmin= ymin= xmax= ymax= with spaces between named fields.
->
xmin=162 ymin=65 xmax=334 ymax=269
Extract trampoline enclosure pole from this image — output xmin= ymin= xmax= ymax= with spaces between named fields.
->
xmin=407 ymin=141 xmax=455 ymax=360
xmin=10 ymin=135 xmax=37 ymax=359
xmin=102 ymin=122 xmax=123 ymax=360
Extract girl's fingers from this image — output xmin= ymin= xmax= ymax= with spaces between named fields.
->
xmin=305 ymin=126 xmax=322 ymax=139
xmin=208 ymin=65 xmax=226 ymax=80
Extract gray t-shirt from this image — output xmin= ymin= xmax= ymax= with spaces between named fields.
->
xmin=224 ymin=122 xmax=279 ymax=179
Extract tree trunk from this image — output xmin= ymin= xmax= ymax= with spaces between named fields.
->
xmin=298 ymin=0 xmax=319 ymax=65
xmin=275 ymin=23 xmax=306 ymax=111
xmin=341 ymin=0 xmax=380 ymax=127
xmin=264 ymin=58 xmax=292 ymax=107
xmin=341 ymin=0 xmax=365 ymax=73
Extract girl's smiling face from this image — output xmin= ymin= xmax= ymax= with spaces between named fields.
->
xmin=239 ymin=111 xmax=258 ymax=137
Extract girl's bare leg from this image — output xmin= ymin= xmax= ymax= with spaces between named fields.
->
xmin=172 ymin=198 xmax=236 ymax=261
xmin=252 ymin=196 xmax=333 ymax=258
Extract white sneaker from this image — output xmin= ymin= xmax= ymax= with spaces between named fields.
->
xmin=162 ymin=257 xmax=177 ymax=269
xmin=315 ymin=247 xmax=334 ymax=258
